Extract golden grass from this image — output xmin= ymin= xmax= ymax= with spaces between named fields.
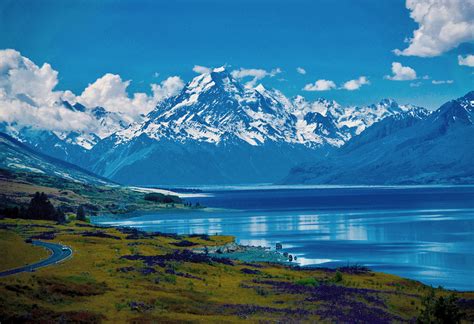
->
xmin=0 ymin=229 xmax=50 ymax=271
xmin=0 ymin=218 xmax=472 ymax=323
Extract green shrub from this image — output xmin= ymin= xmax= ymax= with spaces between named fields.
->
xmin=255 ymin=286 xmax=269 ymax=296
xmin=333 ymin=270 xmax=343 ymax=283
xmin=295 ymin=277 xmax=319 ymax=287
xmin=417 ymin=289 xmax=463 ymax=324
xmin=163 ymin=274 xmax=177 ymax=284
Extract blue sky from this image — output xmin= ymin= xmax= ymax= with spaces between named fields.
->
xmin=0 ymin=0 xmax=473 ymax=109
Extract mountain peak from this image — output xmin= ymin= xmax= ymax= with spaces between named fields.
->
xmin=461 ymin=90 xmax=474 ymax=101
xmin=255 ymin=83 xmax=267 ymax=93
xmin=378 ymin=98 xmax=398 ymax=107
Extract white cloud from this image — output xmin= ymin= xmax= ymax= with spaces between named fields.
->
xmin=342 ymin=76 xmax=370 ymax=91
xmin=458 ymin=54 xmax=474 ymax=67
xmin=303 ymin=79 xmax=336 ymax=91
xmin=432 ymin=79 xmax=454 ymax=84
xmin=394 ymin=0 xmax=474 ymax=57
xmin=193 ymin=65 xmax=212 ymax=74
xmin=151 ymin=76 xmax=185 ymax=101
xmin=410 ymin=81 xmax=422 ymax=87
xmin=0 ymin=49 xmax=184 ymax=134
xmin=0 ymin=49 xmax=96 ymax=132
xmin=78 ymin=73 xmax=184 ymax=123
xmin=78 ymin=74 xmax=143 ymax=123
xmin=296 ymin=67 xmax=306 ymax=75
xmin=270 ymin=68 xmax=282 ymax=76
xmin=385 ymin=62 xmax=417 ymax=81
xmin=231 ymin=67 xmax=282 ymax=88
xmin=303 ymin=76 xmax=370 ymax=92
xmin=0 ymin=49 xmax=59 ymax=106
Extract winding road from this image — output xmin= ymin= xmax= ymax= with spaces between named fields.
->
xmin=0 ymin=240 xmax=72 ymax=277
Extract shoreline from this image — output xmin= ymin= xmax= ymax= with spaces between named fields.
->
xmin=134 ymin=183 xmax=474 ymax=192
xmin=94 ymin=218 xmax=474 ymax=292
xmin=1 ymin=218 xmax=474 ymax=323
xmin=193 ymin=241 xmax=293 ymax=264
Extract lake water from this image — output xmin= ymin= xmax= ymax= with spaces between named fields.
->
xmin=94 ymin=186 xmax=474 ymax=291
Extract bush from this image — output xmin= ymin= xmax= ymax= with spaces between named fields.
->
xmin=417 ymin=289 xmax=463 ymax=323
xmin=295 ymin=277 xmax=319 ymax=287
xmin=76 ymin=206 xmax=86 ymax=222
xmin=333 ymin=270 xmax=343 ymax=283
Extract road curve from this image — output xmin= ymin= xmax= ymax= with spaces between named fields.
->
xmin=0 ymin=240 xmax=72 ymax=277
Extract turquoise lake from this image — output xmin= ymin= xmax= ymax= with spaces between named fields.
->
xmin=94 ymin=186 xmax=474 ymax=291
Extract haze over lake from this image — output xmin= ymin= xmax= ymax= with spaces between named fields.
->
xmin=95 ymin=186 xmax=474 ymax=291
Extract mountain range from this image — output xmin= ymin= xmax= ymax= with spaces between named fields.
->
xmin=1 ymin=66 xmax=471 ymax=186
xmin=284 ymin=91 xmax=474 ymax=185
xmin=83 ymin=67 xmax=429 ymax=185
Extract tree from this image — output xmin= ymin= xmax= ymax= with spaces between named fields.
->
xmin=26 ymin=192 xmax=57 ymax=221
xmin=56 ymin=207 xmax=66 ymax=223
xmin=76 ymin=205 xmax=86 ymax=222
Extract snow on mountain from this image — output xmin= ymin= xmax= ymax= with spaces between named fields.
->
xmin=2 ymin=65 xmax=433 ymax=185
xmin=284 ymin=91 xmax=473 ymax=185
xmin=82 ymin=67 xmax=430 ymax=185
xmin=1 ymin=100 xmax=132 ymax=162
xmin=0 ymin=132 xmax=112 ymax=185
xmin=110 ymin=67 xmax=424 ymax=149
xmin=114 ymin=67 xmax=296 ymax=146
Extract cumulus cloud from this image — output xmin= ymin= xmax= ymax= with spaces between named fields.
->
xmin=0 ymin=49 xmax=184 ymax=134
xmin=77 ymin=73 xmax=184 ymax=123
xmin=296 ymin=67 xmax=306 ymax=75
xmin=384 ymin=62 xmax=417 ymax=81
xmin=193 ymin=65 xmax=212 ymax=74
xmin=303 ymin=79 xmax=336 ymax=91
xmin=77 ymin=74 xmax=145 ymax=123
xmin=394 ymin=0 xmax=474 ymax=57
xmin=231 ymin=67 xmax=282 ymax=88
xmin=303 ymin=76 xmax=370 ymax=92
xmin=0 ymin=49 xmax=59 ymax=106
xmin=342 ymin=76 xmax=370 ymax=91
xmin=0 ymin=49 xmax=96 ymax=132
xmin=151 ymin=76 xmax=185 ymax=101
xmin=458 ymin=54 xmax=474 ymax=67
xmin=432 ymin=79 xmax=454 ymax=84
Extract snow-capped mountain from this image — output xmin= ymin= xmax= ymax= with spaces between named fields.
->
xmin=82 ymin=67 xmax=429 ymax=185
xmin=0 ymin=132 xmax=111 ymax=186
xmin=114 ymin=67 xmax=297 ymax=146
xmin=284 ymin=91 xmax=474 ymax=185
xmin=0 ymin=101 xmax=131 ymax=163
xmin=105 ymin=67 xmax=425 ymax=148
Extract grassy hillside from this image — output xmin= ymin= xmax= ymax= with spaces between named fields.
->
xmin=0 ymin=230 xmax=50 ymax=271
xmin=0 ymin=131 xmax=186 ymax=215
xmin=0 ymin=168 xmax=185 ymax=215
xmin=1 ymin=219 xmax=472 ymax=323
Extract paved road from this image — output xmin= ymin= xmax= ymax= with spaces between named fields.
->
xmin=0 ymin=240 xmax=72 ymax=277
